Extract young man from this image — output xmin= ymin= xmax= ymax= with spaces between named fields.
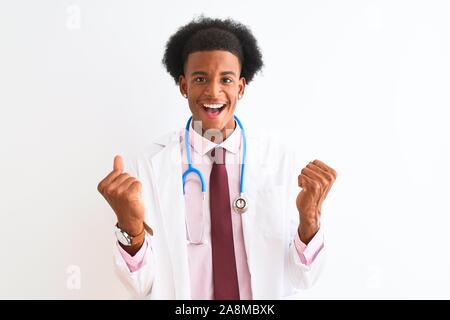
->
xmin=97 ymin=16 xmax=337 ymax=299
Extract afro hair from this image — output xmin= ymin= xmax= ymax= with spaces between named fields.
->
xmin=162 ymin=16 xmax=263 ymax=85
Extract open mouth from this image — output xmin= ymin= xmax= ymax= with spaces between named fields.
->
xmin=201 ymin=103 xmax=226 ymax=117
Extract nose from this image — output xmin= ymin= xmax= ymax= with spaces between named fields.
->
xmin=204 ymin=80 xmax=222 ymax=97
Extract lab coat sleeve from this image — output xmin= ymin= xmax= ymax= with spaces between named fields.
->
xmin=285 ymin=148 xmax=326 ymax=290
xmin=113 ymin=235 xmax=155 ymax=298
xmin=111 ymin=154 xmax=155 ymax=298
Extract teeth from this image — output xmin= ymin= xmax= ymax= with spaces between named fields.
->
xmin=203 ymin=104 xmax=224 ymax=109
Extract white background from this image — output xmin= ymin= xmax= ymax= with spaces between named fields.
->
xmin=0 ymin=0 xmax=449 ymax=299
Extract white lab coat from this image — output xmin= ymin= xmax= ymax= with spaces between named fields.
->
xmin=113 ymin=129 xmax=325 ymax=299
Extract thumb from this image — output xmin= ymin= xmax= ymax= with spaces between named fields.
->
xmin=298 ymin=174 xmax=307 ymax=190
xmin=113 ymin=155 xmax=124 ymax=172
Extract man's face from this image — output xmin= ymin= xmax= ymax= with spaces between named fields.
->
xmin=179 ymin=50 xmax=246 ymax=134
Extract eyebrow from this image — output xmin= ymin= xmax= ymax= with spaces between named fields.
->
xmin=190 ymin=71 xmax=237 ymax=76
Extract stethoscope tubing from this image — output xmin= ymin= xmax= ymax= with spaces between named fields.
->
xmin=182 ymin=115 xmax=246 ymax=196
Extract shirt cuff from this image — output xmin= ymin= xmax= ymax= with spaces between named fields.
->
xmin=116 ymin=238 xmax=148 ymax=273
xmin=294 ymin=228 xmax=324 ymax=266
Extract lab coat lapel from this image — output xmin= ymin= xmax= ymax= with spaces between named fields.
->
xmin=150 ymin=131 xmax=191 ymax=299
xmin=241 ymin=136 xmax=264 ymax=298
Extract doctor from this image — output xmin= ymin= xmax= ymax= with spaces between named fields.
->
xmin=97 ymin=17 xmax=337 ymax=299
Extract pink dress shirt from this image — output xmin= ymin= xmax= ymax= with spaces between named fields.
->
xmin=117 ymin=123 xmax=324 ymax=299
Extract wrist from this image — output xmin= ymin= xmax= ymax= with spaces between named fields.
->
xmin=115 ymin=222 xmax=146 ymax=251
xmin=298 ymin=220 xmax=320 ymax=244
xmin=117 ymin=219 xmax=144 ymax=236
xmin=119 ymin=239 xmax=145 ymax=256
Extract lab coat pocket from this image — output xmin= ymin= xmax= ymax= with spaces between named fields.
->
xmin=255 ymin=186 xmax=286 ymax=239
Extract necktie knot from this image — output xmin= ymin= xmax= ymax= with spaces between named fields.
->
xmin=210 ymin=147 xmax=226 ymax=165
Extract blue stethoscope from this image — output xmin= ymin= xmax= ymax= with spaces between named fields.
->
xmin=182 ymin=115 xmax=249 ymax=215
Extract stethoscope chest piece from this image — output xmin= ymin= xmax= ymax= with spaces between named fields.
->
xmin=233 ymin=194 xmax=249 ymax=214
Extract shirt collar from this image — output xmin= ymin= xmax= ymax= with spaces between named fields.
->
xmin=188 ymin=119 xmax=241 ymax=156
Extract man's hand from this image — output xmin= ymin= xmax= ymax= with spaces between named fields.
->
xmin=296 ymin=159 xmax=337 ymax=244
xmin=97 ymin=155 xmax=145 ymax=237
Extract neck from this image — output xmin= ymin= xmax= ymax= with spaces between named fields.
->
xmin=191 ymin=119 xmax=237 ymax=143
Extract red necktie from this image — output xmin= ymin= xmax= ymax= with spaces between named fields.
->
xmin=209 ymin=147 xmax=240 ymax=300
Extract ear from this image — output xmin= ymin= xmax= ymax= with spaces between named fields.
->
xmin=238 ymin=77 xmax=246 ymax=99
xmin=179 ymin=75 xmax=188 ymax=98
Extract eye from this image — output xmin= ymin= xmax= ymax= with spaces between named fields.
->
xmin=194 ymin=77 xmax=206 ymax=83
xmin=222 ymin=77 xmax=233 ymax=84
